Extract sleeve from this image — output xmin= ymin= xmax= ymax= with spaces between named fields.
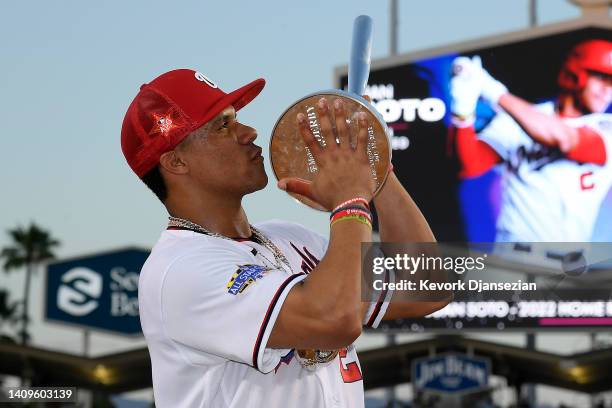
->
xmin=566 ymin=126 xmax=607 ymax=165
xmin=477 ymin=110 xmax=532 ymax=161
xmin=161 ymin=246 xmax=306 ymax=373
xmin=362 ymin=267 xmax=395 ymax=328
xmin=450 ymin=121 xmax=501 ymax=178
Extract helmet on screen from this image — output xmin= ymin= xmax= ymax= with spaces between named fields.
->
xmin=557 ymin=39 xmax=612 ymax=92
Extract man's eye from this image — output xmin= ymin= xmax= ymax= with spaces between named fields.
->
xmin=217 ymin=115 xmax=236 ymax=131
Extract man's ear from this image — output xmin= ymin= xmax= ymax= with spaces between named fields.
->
xmin=159 ymin=150 xmax=189 ymax=175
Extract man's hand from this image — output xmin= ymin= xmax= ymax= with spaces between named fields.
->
xmin=450 ymin=56 xmax=484 ymax=119
xmin=450 ymin=56 xmax=508 ymax=119
xmin=278 ymin=97 xmax=376 ymax=210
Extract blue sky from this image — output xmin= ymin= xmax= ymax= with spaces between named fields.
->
xmin=0 ymin=0 xmax=580 ymax=259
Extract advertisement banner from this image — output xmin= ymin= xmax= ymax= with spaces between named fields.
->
xmin=45 ymin=248 xmax=149 ymax=335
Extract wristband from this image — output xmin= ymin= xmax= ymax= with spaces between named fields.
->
xmin=330 ymin=205 xmax=371 ymax=220
xmin=332 ymin=197 xmax=370 ymax=213
xmin=330 ymin=214 xmax=372 ymax=229
xmin=331 ymin=208 xmax=372 ymax=224
xmin=451 ymin=115 xmax=476 ymax=128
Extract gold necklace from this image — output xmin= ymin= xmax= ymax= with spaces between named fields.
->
xmin=167 ymin=216 xmax=293 ymax=274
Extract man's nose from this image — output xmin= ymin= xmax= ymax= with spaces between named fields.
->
xmin=236 ymin=123 xmax=258 ymax=144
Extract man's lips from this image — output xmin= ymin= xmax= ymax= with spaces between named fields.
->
xmin=251 ymin=146 xmax=263 ymax=160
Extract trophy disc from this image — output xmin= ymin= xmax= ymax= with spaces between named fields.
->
xmin=270 ymin=90 xmax=391 ymax=211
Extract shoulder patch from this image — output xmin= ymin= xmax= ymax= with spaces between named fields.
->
xmin=226 ymin=264 xmax=268 ymax=295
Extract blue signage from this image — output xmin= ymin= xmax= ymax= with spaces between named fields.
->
xmin=412 ymin=353 xmax=490 ymax=394
xmin=45 ymin=247 xmax=149 ymax=335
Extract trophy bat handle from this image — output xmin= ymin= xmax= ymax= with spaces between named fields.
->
xmin=348 ymin=15 xmax=373 ymax=97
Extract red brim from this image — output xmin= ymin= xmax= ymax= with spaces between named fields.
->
xmin=192 ymin=78 xmax=265 ymax=130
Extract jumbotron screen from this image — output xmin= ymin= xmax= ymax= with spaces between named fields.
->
xmin=338 ymin=26 xmax=612 ymax=243
xmin=378 ymin=290 xmax=612 ymax=332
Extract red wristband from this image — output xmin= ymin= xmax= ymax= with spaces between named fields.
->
xmin=330 ymin=208 xmax=372 ymax=224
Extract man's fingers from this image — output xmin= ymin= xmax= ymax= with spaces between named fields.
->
xmin=355 ymin=111 xmax=369 ymax=158
xmin=278 ymin=177 xmax=316 ymax=200
xmin=297 ymin=113 xmax=323 ymax=157
xmin=315 ymin=98 xmax=336 ymax=150
xmin=333 ymin=99 xmax=350 ymax=149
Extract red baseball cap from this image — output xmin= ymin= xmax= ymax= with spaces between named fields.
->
xmin=121 ymin=69 xmax=265 ymax=177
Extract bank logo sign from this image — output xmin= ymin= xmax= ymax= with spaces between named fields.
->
xmin=412 ymin=353 xmax=490 ymax=394
xmin=45 ymin=248 xmax=149 ymax=335
xmin=57 ymin=267 xmax=103 ymax=316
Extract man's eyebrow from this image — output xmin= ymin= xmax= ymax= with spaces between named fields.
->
xmin=211 ymin=111 xmax=236 ymax=127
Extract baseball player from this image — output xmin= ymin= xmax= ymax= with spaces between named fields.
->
xmin=450 ymin=39 xmax=612 ymax=242
xmin=121 ymin=69 xmax=450 ymax=407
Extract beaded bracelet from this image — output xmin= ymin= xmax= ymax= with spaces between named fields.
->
xmin=330 ymin=214 xmax=372 ymax=229
xmin=332 ymin=197 xmax=370 ymax=213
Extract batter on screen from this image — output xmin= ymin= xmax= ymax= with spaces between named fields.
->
xmin=120 ymin=69 xmax=450 ymax=407
xmin=450 ymin=39 xmax=612 ymax=242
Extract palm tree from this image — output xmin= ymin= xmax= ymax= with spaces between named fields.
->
xmin=0 ymin=288 xmax=19 ymax=342
xmin=1 ymin=223 xmax=60 ymax=346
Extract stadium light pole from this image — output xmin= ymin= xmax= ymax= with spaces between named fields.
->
xmin=390 ymin=0 xmax=398 ymax=55
xmin=529 ymin=0 xmax=537 ymax=27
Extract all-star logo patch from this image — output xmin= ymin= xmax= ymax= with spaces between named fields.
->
xmin=152 ymin=113 xmax=174 ymax=134
xmin=149 ymin=108 xmax=185 ymax=139
xmin=226 ymin=264 xmax=268 ymax=295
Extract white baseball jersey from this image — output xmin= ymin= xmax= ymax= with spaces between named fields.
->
xmin=138 ymin=219 xmax=391 ymax=408
xmin=478 ymin=101 xmax=612 ymax=242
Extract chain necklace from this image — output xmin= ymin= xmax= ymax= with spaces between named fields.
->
xmin=168 ymin=216 xmax=293 ymax=274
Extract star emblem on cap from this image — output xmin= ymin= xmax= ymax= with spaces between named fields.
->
xmin=150 ymin=111 xmax=179 ymax=139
